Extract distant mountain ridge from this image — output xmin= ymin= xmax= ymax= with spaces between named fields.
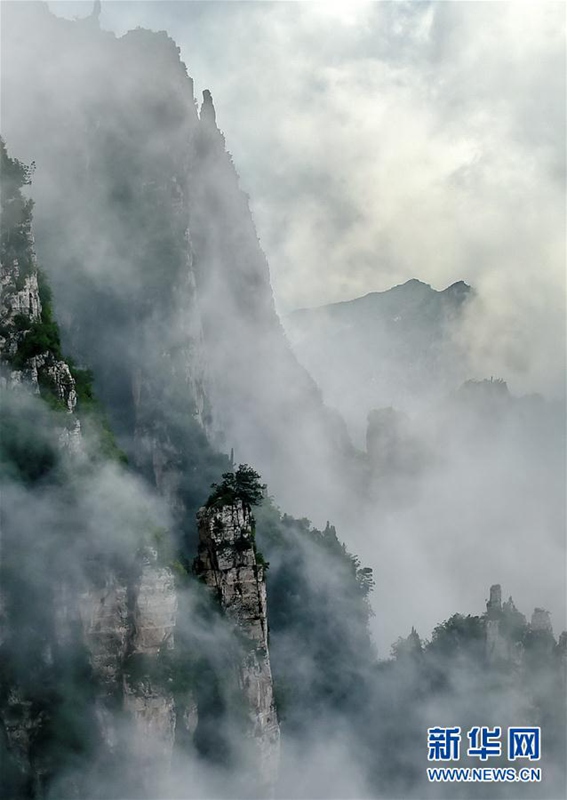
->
xmin=291 ymin=277 xmax=471 ymax=315
xmin=285 ymin=278 xmax=474 ymax=440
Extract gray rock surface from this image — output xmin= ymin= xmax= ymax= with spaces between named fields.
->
xmin=0 ymin=248 xmax=81 ymax=447
xmin=196 ymin=501 xmax=280 ymax=795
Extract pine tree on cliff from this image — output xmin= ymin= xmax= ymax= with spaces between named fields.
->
xmin=206 ymin=464 xmax=266 ymax=512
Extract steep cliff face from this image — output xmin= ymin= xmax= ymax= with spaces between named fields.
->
xmin=0 ymin=150 xmax=183 ymax=787
xmin=121 ymin=550 xmax=180 ymax=779
xmin=2 ymin=3 xmax=227 ymax=541
xmin=0 ymin=140 xmax=80 ymax=448
xmin=48 ymin=555 xmax=182 ymax=786
xmin=191 ymin=90 xmax=357 ymax=519
xmin=195 ymin=501 xmax=280 ymax=796
xmin=1 ymin=2 xmax=357 ymax=530
xmin=0 ymin=262 xmax=78 ymax=418
xmin=79 ymin=548 xmax=180 ymax=783
xmin=0 ymin=140 xmax=277 ymax=796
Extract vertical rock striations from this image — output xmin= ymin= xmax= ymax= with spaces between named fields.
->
xmin=0 ymin=139 xmax=81 ymax=449
xmin=122 ymin=548 xmax=179 ymax=780
xmin=195 ymin=500 xmax=280 ymax=796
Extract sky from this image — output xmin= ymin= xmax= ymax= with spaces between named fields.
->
xmin=47 ymin=2 xmax=565 ymax=299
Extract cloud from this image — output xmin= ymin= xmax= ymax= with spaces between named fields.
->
xmin=2 ymin=6 xmax=565 ymax=795
xmin=55 ymin=0 xmax=565 ymax=398
xmin=28 ymin=0 xmax=563 ymax=650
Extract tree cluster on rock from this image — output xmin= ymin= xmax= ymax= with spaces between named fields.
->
xmin=206 ymin=464 xmax=266 ymax=511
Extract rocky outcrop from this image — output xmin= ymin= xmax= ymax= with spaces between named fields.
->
xmin=122 ymin=549 xmax=179 ymax=776
xmin=0 ymin=139 xmax=192 ymax=792
xmin=485 ymin=584 xmax=510 ymax=664
xmin=123 ymin=686 xmax=177 ymax=770
xmin=78 ymin=576 xmax=130 ymax=689
xmin=484 ymin=584 xmax=564 ymax=670
xmin=130 ymin=547 xmax=178 ymax=655
xmin=531 ymin=607 xmax=552 ymax=633
xmin=195 ymin=501 xmax=280 ymax=796
xmin=77 ymin=548 xmax=180 ymax=775
xmin=0 ymin=220 xmax=81 ymax=448
xmin=0 ymin=268 xmax=41 ymax=338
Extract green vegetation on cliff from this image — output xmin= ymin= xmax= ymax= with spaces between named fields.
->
xmin=206 ymin=464 xmax=266 ymax=511
xmin=0 ymin=137 xmax=35 ymax=282
xmin=254 ymin=499 xmax=375 ymax=728
xmin=1 ymin=142 xmax=127 ymax=462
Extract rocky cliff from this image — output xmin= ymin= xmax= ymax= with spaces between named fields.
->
xmin=1 ymin=1 xmax=357 ymax=529
xmin=3 ymin=6 xmax=565 ymax=800
xmin=195 ymin=501 xmax=280 ymax=796
xmin=484 ymin=583 xmax=559 ymax=671
xmin=0 ymin=139 xmax=279 ymax=798
xmin=0 ymin=139 xmax=80 ymax=449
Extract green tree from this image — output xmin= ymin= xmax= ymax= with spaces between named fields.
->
xmin=206 ymin=464 xmax=266 ymax=511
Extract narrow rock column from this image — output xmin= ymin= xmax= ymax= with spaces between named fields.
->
xmin=195 ymin=500 xmax=280 ymax=796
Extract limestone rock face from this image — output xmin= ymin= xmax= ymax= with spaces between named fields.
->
xmin=131 ymin=547 xmax=178 ymax=655
xmin=123 ymin=684 xmax=177 ymax=767
xmin=195 ymin=501 xmax=280 ymax=796
xmin=79 ymin=576 xmax=131 ymax=689
xmin=0 ymin=256 xmax=41 ymax=366
xmin=120 ymin=553 xmax=183 ymax=784
xmin=196 ymin=503 xmax=269 ymax=644
xmin=77 ymin=552 xmax=180 ymax=760
xmin=0 ymin=163 xmax=188 ymax=787
xmin=0 ymin=267 xmax=41 ymax=347
xmin=0 ymin=248 xmax=81 ymax=449
xmin=128 ymin=211 xmax=217 ymax=530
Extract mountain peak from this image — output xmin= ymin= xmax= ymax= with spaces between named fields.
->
xmin=200 ymin=88 xmax=217 ymax=128
xmin=443 ymin=279 xmax=472 ymax=299
xmin=392 ymin=278 xmax=472 ymax=297
xmin=399 ymin=278 xmax=431 ymax=289
xmin=386 ymin=278 xmax=433 ymax=298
